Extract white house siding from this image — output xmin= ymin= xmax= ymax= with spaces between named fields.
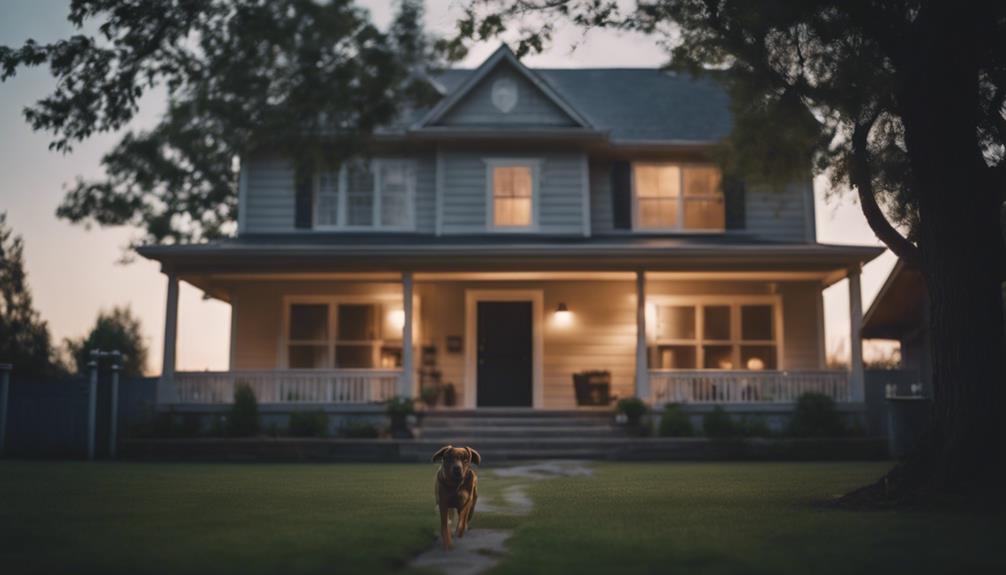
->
xmin=227 ymin=278 xmax=824 ymax=409
xmin=440 ymin=150 xmax=587 ymax=235
xmin=436 ymin=65 xmax=576 ymax=127
xmin=243 ymin=157 xmax=296 ymax=233
xmin=745 ymin=181 xmax=814 ymax=242
xmin=241 ymin=153 xmax=437 ymax=234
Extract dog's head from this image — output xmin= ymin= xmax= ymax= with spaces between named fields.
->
xmin=432 ymin=445 xmax=481 ymax=481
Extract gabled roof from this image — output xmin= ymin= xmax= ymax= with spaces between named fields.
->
xmin=415 ymin=44 xmax=593 ymax=130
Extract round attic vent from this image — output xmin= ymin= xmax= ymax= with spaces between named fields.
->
xmin=491 ymin=77 xmax=519 ymax=113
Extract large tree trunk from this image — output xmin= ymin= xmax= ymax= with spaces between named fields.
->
xmin=892 ymin=1 xmax=1006 ymax=498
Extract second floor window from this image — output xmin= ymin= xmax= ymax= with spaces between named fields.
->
xmin=633 ymin=163 xmax=724 ymax=231
xmin=315 ymin=159 xmax=414 ymax=230
xmin=487 ymin=161 xmax=536 ymax=229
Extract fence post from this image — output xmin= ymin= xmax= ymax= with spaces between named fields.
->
xmin=0 ymin=363 xmax=10 ymax=457
xmin=87 ymin=355 xmax=98 ymax=461
xmin=109 ymin=356 xmax=121 ymax=459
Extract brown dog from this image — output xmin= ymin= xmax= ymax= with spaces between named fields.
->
xmin=432 ymin=445 xmax=480 ymax=550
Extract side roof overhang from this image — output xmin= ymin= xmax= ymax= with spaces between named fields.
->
xmin=861 ymin=258 xmax=927 ymax=339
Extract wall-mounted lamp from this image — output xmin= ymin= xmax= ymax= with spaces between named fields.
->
xmin=388 ymin=309 xmax=406 ymax=331
xmin=554 ymin=302 xmax=572 ymax=327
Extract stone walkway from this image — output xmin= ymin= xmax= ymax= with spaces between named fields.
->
xmin=409 ymin=460 xmax=593 ymax=575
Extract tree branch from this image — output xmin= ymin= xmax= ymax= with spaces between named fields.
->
xmin=851 ymin=112 xmax=922 ymax=267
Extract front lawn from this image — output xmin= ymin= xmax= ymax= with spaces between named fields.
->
xmin=0 ymin=461 xmax=1000 ymax=575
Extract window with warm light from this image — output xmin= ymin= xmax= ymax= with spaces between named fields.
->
xmin=633 ymin=163 xmax=724 ymax=231
xmin=285 ymin=299 xmax=406 ymax=369
xmin=650 ymin=299 xmax=778 ymax=370
xmin=490 ymin=164 xmax=534 ymax=228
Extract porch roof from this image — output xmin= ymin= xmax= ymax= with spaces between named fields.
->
xmin=137 ymin=234 xmax=882 ymax=280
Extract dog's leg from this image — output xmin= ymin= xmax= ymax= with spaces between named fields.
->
xmin=439 ymin=505 xmax=452 ymax=551
xmin=456 ymin=502 xmax=468 ymax=538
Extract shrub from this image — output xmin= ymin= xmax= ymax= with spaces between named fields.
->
xmin=658 ymin=404 xmax=694 ymax=437
xmin=702 ymin=406 xmax=738 ymax=438
xmin=616 ymin=397 xmax=648 ymax=426
xmin=385 ymin=396 xmax=415 ymax=438
xmin=338 ymin=419 xmax=380 ymax=438
xmin=227 ymin=383 xmax=260 ymax=437
xmin=737 ymin=416 xmax=772 ymax=438
xmin=289 ymin=410 xmax=329 ymax=437
xmin=789 ymin=392 xmax=846 ymax=437
xmin=420 ymin=386 xmax=439 ymax=407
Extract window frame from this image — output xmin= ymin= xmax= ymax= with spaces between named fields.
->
xmin=280 ymin=294 xmax=419 ymax=370
xmin=630 ymin=162 xmax=725 ymax=233
xmin=648 ymin=294 xmax=784 ymax=371
xmin=484 ymin=158 xmax=541 ymax=232
xmin=312 ymin=158 xmax=416 ymax=232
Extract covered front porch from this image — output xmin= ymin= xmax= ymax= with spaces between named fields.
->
xmin=143 ymin=241 xmax=878 ymax=411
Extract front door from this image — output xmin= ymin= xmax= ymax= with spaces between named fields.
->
xmin=477 ymin=301 xmax=533 ymax=407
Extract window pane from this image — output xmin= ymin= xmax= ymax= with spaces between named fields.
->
xmin=316 ymin=172 xmax=339 ymax=226
xmin=289 ymin=304 xmax=328 ymax=341
xmin=657 ymin=306 xmax=696 ymax=340
xmin=703 ymin=306 xmax=731 ymax=340
xmin=494 ymin=198 xmax=532 ymax=227
xmin=338 ymin=304 xmax=378 ymax=341
xmin=288 ymin=345 xmax=328 ymax=369
xmin=634 ymin=165 xmax=680 ymax=198
xmin=684 ymin=198 xmax=725 ymax=230
xmin=703 ymin=345 xmax=735 ymax=369
xmin=741 ymin=345 xmax=777 ymax=370
xmin=683 ymin=166 xmax=722 ymax=197
xmin=657 ymin=345 xmax=697 ymax=369
xmin=638 ymin=198 xmax=678 ymax=228
xmin=346 ymin=161 xmax=374 ymax=226
xmin=336 ymin=344 xmax=375 ymax=368
xmin=741 ymin=305 xmax=774 ymax=340
xmin=380 ymin=161 xmax=410 ymax=227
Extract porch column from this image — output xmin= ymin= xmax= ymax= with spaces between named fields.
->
xmin=158 ymin=271 xmax=179 ymax=404
xmin=848 ymin=266 xmax=865 ymax=402
xmin=399 ymin=272 xmax=414 ymax=398
xmin=635 ymin=270 xmax=650 ymax=401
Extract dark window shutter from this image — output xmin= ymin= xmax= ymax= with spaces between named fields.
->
xmin=723 ymin=174 xmax=746 ymax=230
xmin=295 ymin=170 xmax=313 ymax=229
xmin=610 ymin=161 xmax=632 ymax=230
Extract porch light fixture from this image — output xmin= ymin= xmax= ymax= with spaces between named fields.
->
xmin=554 ymin=302 xmax=572 ymax=327
xmin=388 ymin=309 xmax=406 ymax=331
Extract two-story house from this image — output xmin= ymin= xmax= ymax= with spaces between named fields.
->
xmin=139 ymin=45 xmax=881 ymax=417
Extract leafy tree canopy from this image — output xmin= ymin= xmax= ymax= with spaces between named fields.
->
xmin=0 ymin=0 xmax=446 ymax=246
xmin=65 ymin=306 xmax=149 ymax=376
xmin=0 ymin=212 xmax=60 ymax=377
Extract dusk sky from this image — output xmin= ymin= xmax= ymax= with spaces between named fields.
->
xmin=0 ymin=0 xmax=896 ymax=375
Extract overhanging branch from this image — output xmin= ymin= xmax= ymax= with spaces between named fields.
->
xmin=851 ymin=113 xmax=922 ymax=267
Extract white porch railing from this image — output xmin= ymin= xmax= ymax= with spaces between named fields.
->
xmin=172 ymin=370 xmax=401 ymax=404
xmin=649 ymin=370 xmax=850 ymax=405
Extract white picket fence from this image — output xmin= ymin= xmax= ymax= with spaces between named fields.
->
xmin=649 ymin=370 xmax=850 ymax=405
xmin=172 ymin=370 xmax=401 ymax=404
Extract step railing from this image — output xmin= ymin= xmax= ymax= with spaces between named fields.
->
xmin=649 ymin=370 xmax=850 ymax=405
xmin=172 ymin=370 xmax=401 ymax=404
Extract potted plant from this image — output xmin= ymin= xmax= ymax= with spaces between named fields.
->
xmin=442 ymin=383 xmax=457 ymax=407
xmin=572 ymin=370 xmax=612 ymax=406
xmin=615 ymin=397 xmax=649 ymax=436
xmin=420 ymin=385 xmax=439 ymax=408
xmin=385 ymin=396 xmax=415 ymax=438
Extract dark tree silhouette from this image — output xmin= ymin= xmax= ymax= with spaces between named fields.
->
xmin=452 ymin=0 xmax=1006 ymax=502
xmin=0 ymin=212 xmax=60 ymax=377
xmin=65 ymin=306 xmax=149 ymax=377
xmin=0 ymin=0 xmax=445 ymax=246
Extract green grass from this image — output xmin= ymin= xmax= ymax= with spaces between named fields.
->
xmin=0 ymin=461 xmax=1001 ymax=575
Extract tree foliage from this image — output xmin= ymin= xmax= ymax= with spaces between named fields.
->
xmin=0 ymin=212 xmax=59 ymax=377
xmin=65 ymin=306 xmax=149 ymax=376
xmin=0 ymin=0 xmax=445 ymax=246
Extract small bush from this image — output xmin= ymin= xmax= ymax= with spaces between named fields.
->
xmin=227 ymin=383 xmax=260 ymax=437
xmin=658 ymin=404 xmax=694 ymax=437
xmin=789 ymin=392 xmax=845 ymax=437
xmin=338 ymin=419 xmax=380 ymax=438
xmin=289 ymin=410 xmax=329 ymax=437
xmin=616 ymin=397 xmax=648 ymax=426
xmin=737 ymin=416 xmax=772 ymax=438
xmin=702 ymin=406 xmax=738 ymax=438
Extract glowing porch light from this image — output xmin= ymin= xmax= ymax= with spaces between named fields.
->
xmin=388 ymin=308 xmax=405 ymax=331
xmin=553 ymin=302 xmax=573 ymax=327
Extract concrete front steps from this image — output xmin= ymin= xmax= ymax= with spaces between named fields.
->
xmin=415 ymin=409 xmax=624 ymax=459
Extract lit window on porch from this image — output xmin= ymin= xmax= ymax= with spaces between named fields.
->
xmin=650 ymin=302 xmax=777 ymax=370
xmin=286 ymin=302 xmax=402 ymax=369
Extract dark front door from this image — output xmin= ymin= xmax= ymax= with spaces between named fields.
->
xmin=477 ymin=301 xmax=533 ymax=407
